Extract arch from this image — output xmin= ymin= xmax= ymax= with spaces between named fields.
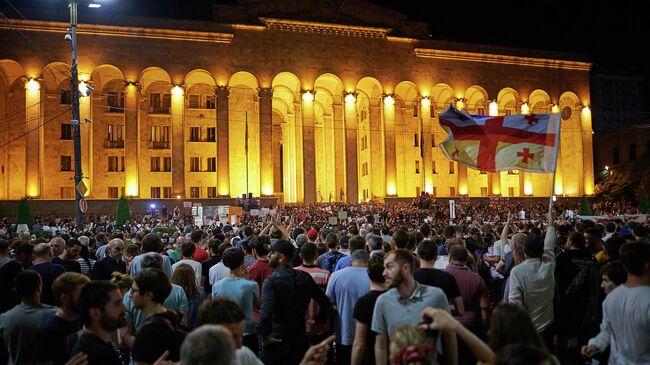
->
xmin=528 ymin=89 xmax=551 ymax=113
xmin=394 ymin=81 xmax=419 ymax=107
xmin=430 ymin=83 xmax=454 ymax=113
xmin=272 ymin=85 xmax=296 ymax=115
xmin=138 ymin=67 xmax=172 ymax=92
xmin=464 ymin=85 xmax=489 ymax=112
xmin=0 ymin=59 xmax=25 ymax=89
xmin=41 ymin=62 xmax=71 ymax=93
xmin=497 ymin=87 xmax=520 ymax=112
xmin=184 ymin=69 xmax=216 ymax=89
xmin=314 ymin=73 xmax=344 ymax=104
xmin=559 ymin=91 xmax=581 ymax=107
xmin=356 ymin=76 xmax=383 ymax=107
xmin=272 ymin=72 xmax=301 ymax=112
xmin=90 ymin=64 xmax=125 ymax=93
xmin=229 ymin=71 xmax=259 ymax=91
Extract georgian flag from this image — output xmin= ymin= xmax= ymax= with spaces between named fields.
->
xmin=438 ymin=104 xmax=560 ymax=173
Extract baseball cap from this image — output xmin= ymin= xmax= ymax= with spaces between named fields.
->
xmin=307 ymin=228 xmax=318 ymax=241
xmin=270 ymin=239 xmax=295 ymax=258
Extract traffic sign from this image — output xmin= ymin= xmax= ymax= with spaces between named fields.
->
xmin=76 ymin=180 xmax=88 ymax=197
xmin=79 ymin=198 xmax=88 ymax=213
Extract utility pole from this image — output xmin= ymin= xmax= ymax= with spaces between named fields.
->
xmin=70 ymin=0 xmax=84 ymax=232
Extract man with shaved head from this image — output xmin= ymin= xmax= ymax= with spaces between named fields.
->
xmin=91 ymin=238 xmax=126 ymax=280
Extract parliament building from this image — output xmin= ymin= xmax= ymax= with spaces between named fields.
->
xmin=0 ymin=1 xmax=595 ymax=203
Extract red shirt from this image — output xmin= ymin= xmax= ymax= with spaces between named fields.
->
xmin=248 ymin=259 xmax=275 ymax=292
xmin=192 ymin=244 xmax=209 ymax=262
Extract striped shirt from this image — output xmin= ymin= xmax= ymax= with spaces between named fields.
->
xmin=295 ymin=265 xmax=330 ymax=334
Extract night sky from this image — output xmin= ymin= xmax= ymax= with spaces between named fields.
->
xmin=2 ymin=0 xmax=647 ymax=111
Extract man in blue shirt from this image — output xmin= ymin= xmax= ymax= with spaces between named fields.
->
xmin=326 ymin=250 xmax=370 ymax=364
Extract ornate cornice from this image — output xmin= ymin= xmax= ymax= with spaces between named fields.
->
xmin=414 ymin=48 xmax=592 ymax=71
xmin=1 ymin=19 xmax=234 ymax=43
xmin=259 ymin=17 xmax=392 ymax=39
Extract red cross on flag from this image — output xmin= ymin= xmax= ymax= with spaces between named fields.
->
xmin=438 ymin=104 xmax=560 ymax=173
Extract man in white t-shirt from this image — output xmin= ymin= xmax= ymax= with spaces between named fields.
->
xmin=172 ymin=243 xmax=202 ymax=288
xmin=584 ymin=241 xmax=650 ymax=364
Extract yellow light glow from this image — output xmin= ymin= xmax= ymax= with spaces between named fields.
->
xmin=489 ymin=101 xmax=499 ymax=116
xmin=521 ymin=102 xmax=530 ymax=115
xmin=551 ymin=104 xmax=560 ymax=113
xmin=126 ymin=180 xmax=138 ymax=197
xmin=302 ymin=90 xmax=314 ymax=102
xmin=172 ymin=85 xmax=184 ymax=96
xmin=383 ymin=95 xmax=394 ymax=106
xmin=262 ymin=184 xmax=273 ymax=196
xmin=27 ymin=185 xmax=39 ymax=198
xmin=26 ymin=78 xmax=40 ymax=91
xmin=524 ymin=180 xmax=533 ymax=195
xmin=386 ymin=183 xmax=396 ymax=196
xmin=421 ymin=96 xmax=430 ymax=108
xmin=455 ymin=98 xmax=465 ymax=110
xmin=459 ymin=185 xmax=468 ymax=195
xmin=176 ymin=195 xmax=181 ymax=200
xmin=218 ymin=184 xmax=229 ymax=197
xmin=582 ymin=105 xmax=591 ymax=118
xmin=344 ymin=92 xmax=356 ymax=104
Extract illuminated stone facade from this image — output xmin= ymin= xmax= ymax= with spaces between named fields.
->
xmin=0 ymin=2 xmax=594 ymax=203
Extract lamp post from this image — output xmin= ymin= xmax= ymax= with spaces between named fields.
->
xmin=69 ymin=0 xmax=84 ymax=232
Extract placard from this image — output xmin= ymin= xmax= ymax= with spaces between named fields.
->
xmin=329 ymin=217 xmax=338 ymax=225
xmin=338 ymin=211 xmax=348 ymax=219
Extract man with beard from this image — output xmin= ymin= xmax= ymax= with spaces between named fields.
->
xmin=36 ymin=272 xmax=91 ymax=365
xmin=92 ymin=239 xmax=127 ymax=281
xmin=72 ymin=281 xmax=127 ymax=365
xmin=371 ymin=249 xmax=457 ymax=365
xmin=260 ymin=240 xmax=332 ymax=365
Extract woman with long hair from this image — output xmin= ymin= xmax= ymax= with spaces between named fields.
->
xmin=488 ymin=303 xmax=548 ymax=355
xmin=172 ymin=263 xmax=203 ymax=329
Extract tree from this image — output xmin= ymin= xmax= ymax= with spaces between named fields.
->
xmin=16 ymin=198 xmax=35 ymax=227
xmin=581 ymin=196 xmax=592 ymax=215
xmin=640 ymin=194 xmax=650 ymax=214
xmin=115 ymin=196 xmax=131 ymax=227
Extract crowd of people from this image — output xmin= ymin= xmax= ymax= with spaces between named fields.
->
xmin=0 ymin=198 xmax=649 ymax=365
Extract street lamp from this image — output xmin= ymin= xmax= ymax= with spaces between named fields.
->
xmin=68 ymin=0 xmax=100 ymax=232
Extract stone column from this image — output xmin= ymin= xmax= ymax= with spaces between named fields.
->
xmin=489 ymin=172 xmax=501 ymax=196
xmin=581 ymin=107 xmax=595 ymax=195
xmin=458 ymin=165 xmax=468 ymax=196
xmin=301 ymin=90 xmax=316 ymax=203
xmin=369 ymin=105 xmax=384 ymax=198
xmin=343 ymin=93 xmax=359 ymax=203
xmin=258 ymin=87 xmax=273 ymax=196
xmin=170 ymin=85 xmax=185 ymax=198
xmin=383 ymin=95 xmax=397 ymax=196
xmin=216 ymin=86 xmax=230 ymax=197
xmin=418 ymin=99 xmax=429 ymax=195
xmin=332 ymin=103 xmax=346 ymax=202
xmin=79 ymin=82 xmax=92 ymax=196
xmin=124 ymin=82 xmax=140 ymax=197
xmin=24 ymin=78 xmax=41 ymax=197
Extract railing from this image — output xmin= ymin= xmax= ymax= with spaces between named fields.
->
xmin=149 ymin=141 xmax=170 ymax=149
xmin=104 ymin=140 xmax=124 ymax=148
xmin=150 ymin=106 xmax=170 ymax=114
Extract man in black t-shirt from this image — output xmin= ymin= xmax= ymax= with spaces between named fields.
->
xmin=72 ymin=281 xmax=127 ymax=365
xmin=413 ymin=240 xmax=465 ymax=315
xmin=351 ymin=254 xmax=387 ymax=365
xmin=37 ymin=272 xmax=90 ymax=365
xmin=0 ymin=239 xmax=23 ymax=313
xmin=130 ymin=268 xmax=180 ymax=363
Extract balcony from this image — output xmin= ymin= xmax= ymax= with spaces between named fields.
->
xmin=149 ymin=141 xmax=170 ymax=149
xmin=104 ymin=140 xmax=125 ymax=148
xmin=149 ymin=106 xmax=170 ymax=114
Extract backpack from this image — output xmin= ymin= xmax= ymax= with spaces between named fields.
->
xmin=141 ymin=311 xmax=189 ymax=361
xmin=324 ymin=252 xmax=342 ymax=273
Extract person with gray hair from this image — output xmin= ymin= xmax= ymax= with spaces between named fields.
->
xmin=91 ymin=238 xmax=126 ymax=280
xmin=29 ymin=243 xmax=66 ymax=306
xmin=366 ymin=234 xmax=384 ymax=257
xmin=325 ymin=249 xmax=371 ymax=363
xmin=180 ymin=324 xmax=235 ymax=365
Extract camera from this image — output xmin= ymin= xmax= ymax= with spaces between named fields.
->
xmin=64 ymin=34 xmax=72 ymax=42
